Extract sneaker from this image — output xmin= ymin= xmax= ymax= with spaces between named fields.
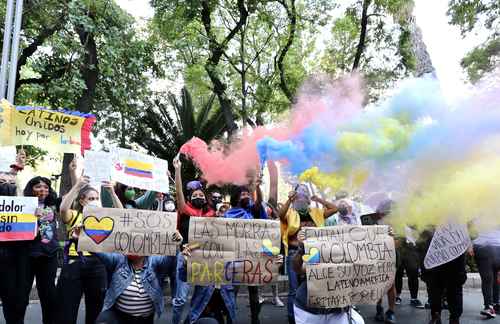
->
xmin=385 ymin=310 xmax=396 ymax=324
xmin=395 ymin=296 xmax=402 ymax=305
xmin=480 ymin=306 xmax=496 ymax=319
xmin=272 ymin=296 xmax=284 ymax=307
xmin=375 ymin=305 xmax=384 ymax=322
xmin=258 ymin=296 xmax=266 ymax=304
xmin=410 ymin=299 xmax=425 ymax=309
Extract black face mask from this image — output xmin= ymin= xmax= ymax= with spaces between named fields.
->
xmin=338 ymin=206 xmax=349 ymax=216
xmin=211 ymin=197 xmax=222 ymax=206
xmin=240 ymin=197 xmax=251 ymax=209
xmin=191 ymin=198 xmax=206 ymax=209
xmin=0 ymin=183 xmax=17 ymax=196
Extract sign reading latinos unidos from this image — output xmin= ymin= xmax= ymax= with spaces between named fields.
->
xmin=303 ymin=225 xmax=396 ymax=309
xmin=78 ymin=206 xmax=179 ymax=256
xmin=0 ymin=196 xmax=39 ymax=241
xmin=424 ymin=223 xmax=470 ymax=270
xmin=187 ymin=217 xmax=281 ymax=286
xmin=0 ymin=100 xmax=95 ymax=154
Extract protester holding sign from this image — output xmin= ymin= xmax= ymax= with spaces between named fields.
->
xmin=225 ymin=183 xmax=268 ymax=324
xmin=420 ymin=226 xmax=468 ymax=324
xmin=0 ymin=152 xmax=31 ymax=324
xmin=279 ymin=184 xmax=337 ymax=324
xmin=21 ymin=176 xmax=60 ymax=324
xmin=173 ymin=155 xmax=215 ymax=324
xmin=290 ymin=230 xmax=365 ymax=324
xmin=93 ymin=231 xmax=182 ymax=324
xmin=56 ymin=172 xmax=123 ymax=324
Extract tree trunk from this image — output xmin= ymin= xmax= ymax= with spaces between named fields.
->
xmin=407 ymin=15 xmax=436 ymax=77
xmin=352 ymin=0 xmax=371 ymax=71
xmin=276 ymin=0 xmax=297 ymax=103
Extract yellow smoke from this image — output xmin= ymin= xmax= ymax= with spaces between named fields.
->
xmin=299 ymin=166 xmax=369 ymax=193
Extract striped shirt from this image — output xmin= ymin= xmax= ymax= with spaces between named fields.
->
xmin=115 ymin=268 xmax=154 ymax=317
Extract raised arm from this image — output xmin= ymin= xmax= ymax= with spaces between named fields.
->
xmin=69 ymin=156 xmax=79 ymax=188
xmin=60 ymin=176 xmax=89 ymax=224
xmin=278 ymin=190 xmax=296 ymax=223
xmin=102 ymin=182 xmax=123 ymax=209
xmin=173 ymin=155 xmax=186 ymax=211
xmin=267 ymin=161 xmax=278 ymax=208
xmin=311 ymin=195 xmax=338 ymax=218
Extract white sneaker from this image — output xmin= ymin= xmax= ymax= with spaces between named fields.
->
xmin=259 ymin=296 xmax=266 ymax=304
xmin=273 ymin=296 xmax=285 ymax=307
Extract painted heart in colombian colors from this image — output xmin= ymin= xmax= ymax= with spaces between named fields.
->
xmin=261 ymin=239 xmax=280 ymax=257
xmin=302 ymin=247 xmax=320 ymax=264
xmin=83 ymin=216 xmax=114 ymax=244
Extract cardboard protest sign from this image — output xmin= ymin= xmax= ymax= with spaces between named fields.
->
xmin=0 ymin=196 xmax=39 ymax=241
xmin=110 ymin=148 xmax=169 ymax=193
xmin=0 ymin=146 xmax=16 ymax=171
xmin=0 ymin=100 xmax=95 ymax=154
xmin=78 ymin=207 xmax=178 ymax=256
xmin=424 ymin=223 xmax=470 ymax=270
xmin=187 ymin=218 xmax=281 ymax=286
xmin=84 ymin=151 xmax=113 ymax=185
xmin=303 ymin=225 xmax=396 ymax=308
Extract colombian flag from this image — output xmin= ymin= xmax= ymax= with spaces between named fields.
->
xmin=0 ymin=214 xmax=37 ymax=241
xmin=124 ymin=159 xmax=153 ymax=179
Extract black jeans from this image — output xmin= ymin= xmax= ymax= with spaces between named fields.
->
xmin=0 ymin=248 xmax=30 ymax=324
xmin=423 ymin=254 xmax=466 ymax=320
xmin=23 ymin=255 xmax=58 ymax=324
xmin=234 ymin=286 xmax=260 ymax=324
xmin=56 ymin=255 xmax=107 ymax=324
xmin=95 ymin=308 xmax=154 ymax=324
xmin=396 ymin=244 xmax=420 ymax=299
xmin=474 ymin=244 xmax=500 ymax=307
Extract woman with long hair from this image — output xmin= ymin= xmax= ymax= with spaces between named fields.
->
xmin=21 ymin=176 xmax=60 ymax=324
xmin=56 ymin=171 xmax=123 ymax=324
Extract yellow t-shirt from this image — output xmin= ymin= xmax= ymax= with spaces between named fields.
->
xmin=67 ymin=210 xmax=91 ymax=257
xmin=282 ymin=207 xmax=325 ymax=255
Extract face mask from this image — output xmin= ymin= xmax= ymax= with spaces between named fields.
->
xmin=127 ymin=255 xmax=142 ymax=263
xmin=240 ymin=197 xmax=251 ymax=208
xmin=165 ymin=202 xmax=176 ymax=212
xmin=87 ymin=200 xmax=101 ymax=208
xmin=124 ymin=189 xmax=136 ymax=201
xmin=212 ymin=197 xmax=222 ymax=206
xmin=0 ymin=183 xmax=17 ymax=196
xmin=338 ymin=206 xmax=349 ymax=216
xmin=191 ymin=197 xmax=206 ymax=209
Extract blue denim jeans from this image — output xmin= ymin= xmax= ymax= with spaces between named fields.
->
xmin=287 ymin=249 xmax=299 ymax=324
xmin=172 ymin=251 xmax=192 ymax=324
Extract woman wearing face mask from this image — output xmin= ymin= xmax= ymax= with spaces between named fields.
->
xmin=0 ymin=152 xmax=30 ymax=324
xmin=278 ymin=184 xmax=338 ymax=324
xmin=21 ymin=176 xmax=60 ymax=324
xmin=151 ymin=192 xmax=176 ymax=212
xmin=56 ymin=174 xmax=123 ymax=324
xmin=93 ymin=232 xmax=182 ymax=324
xmin=325 ymin=198 xmax=361 ymax=226
xmin=108 ymin=183 xmax=157 ymax=210
xmin=173 ymin=155 xmax=215 ymax=324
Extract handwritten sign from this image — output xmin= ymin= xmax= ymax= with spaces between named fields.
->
xmin=0 ymin=100 xmax=95 ymax=153
xmin=84 ymin=151 xmax=112 ymax=186
xmin=424 ymin=223 xmax=470 ymax=270
xmin=110 ymin=148 xmax=169 ymax=193
xmin=303 ymin=225 xmax=396 ymax=308
xmin=188 ymin=218 xmax=281 ymax=286
xmin=78 ymin=207 xmax=178 ymax=256
xmin=0 ymin=146 xmax=16 ymax=171
xmin=0 ymin=196 xmax=39 ymax=241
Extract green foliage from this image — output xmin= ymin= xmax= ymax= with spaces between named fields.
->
xmin=448 ymin=0 xmax=500 ymax=82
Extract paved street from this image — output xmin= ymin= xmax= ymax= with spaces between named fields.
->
xmin=14 ymin=289 xmax=493 ymax=324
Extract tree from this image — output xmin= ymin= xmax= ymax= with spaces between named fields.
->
xmin=447 ymin=0 xmax=500 ymax=82
xmin=318 ymin=0 xmax=417 ymax=101
xmin=151 ymin=0 xmax=334 ymax=129
xmin=0 ymin=0 xmax=159 ymax=193
xmin=130 ymin=87 xmax=227 ymax=181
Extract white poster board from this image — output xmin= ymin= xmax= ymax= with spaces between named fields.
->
xmin=424 ymin=223 xmax=470 ymax=270
xmin=83 ymin=151 xmax=112 ymax=186
xmin=0 ymin=146 xmax=16 ymax=171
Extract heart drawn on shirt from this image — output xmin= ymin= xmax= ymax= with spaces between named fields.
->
xmin=261 ymin=239 xmax=280 ymax=257
xmin=302 ymin=247 xmax=320 ymax=264
xmin=83 ymin=216 xmax=114 ymax=244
